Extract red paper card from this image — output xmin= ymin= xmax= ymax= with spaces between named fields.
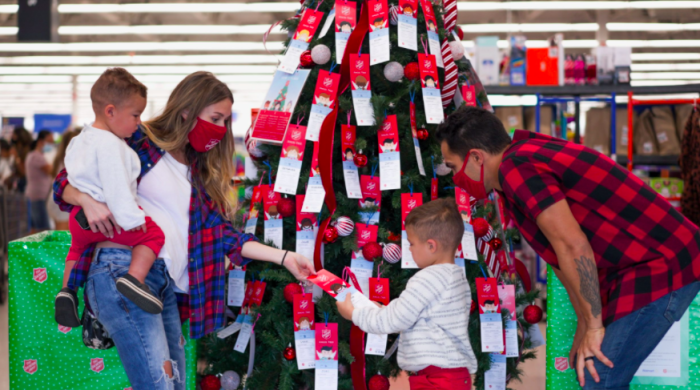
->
xmin=369 ymin=277 xmax=390 ymax=305
xmin=307 ymin=269 xmax=351 ymax=298
xmin=312 ymin=70 xmax=340 ymax=108
xmin=335 ymin=1 xmax=357 ymax=32
xmin=399 ymin=0 xmax=418 ymax=17
xmin=498 ymin=285 xmax=516 ymax=321
xmin=418 ymin=53 xmax=440 ymax=89
xmin=251 ymin=110 xmax=292 ymax=144
xmin=281 ymin=124 xmax=307 ymax=161
xmin=295 ymin=194 xmax=318 ymax=232
xmin=315 ymin=322 xmax=339 ymax=360
xmin=419 ymin=0 xmax=438 ymax=33
xmin=310 ymin=141 xmax=321 ymax=177
xmin=455 ymin=187 xmax=471 ymax=223
xmin=293 ymin=293 xmax=315 ymax=331
xmin=241 ymin=281 xmax=254 ymax=308
xmin=476 ymin=278 xmax=501 ymax=314
xmin=263 ymin=186 xmax=281 ymax=220
xmin=341 ymin=125 xmax=357 ymax=162
xmin=249 ymin=185 xmax=263 ymax=219
xmin=349 ymin=53 xmax=371 ymax=91
xmin=294 ymin=9 xmax=323 ymax=43
xmin=462 ymin=84 xmax=477 ymax=107
xmin=378 ymin=114 xmax=400 ymax=153
xmin=359 ymin=175 xmax=381 ymax=210
xmin=401 ymin=193 xmax=423 ymax=230
xmin=354 ymin=223 xmax=379 ymax=259
xmin=251 ymin=280 xmax=267 ymax=306
xmin=368 ymin=0 xmax=389 ymax=32
xmin=431 ymin=178 xmax=438 ymax=201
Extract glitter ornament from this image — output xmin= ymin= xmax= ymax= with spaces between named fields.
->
xmin=221 ymin=371 xmax=241 ymax=390
xmin=454 ymin=25 xmax=464 ymax=41
xmin=404 ymin=62 xmax=420 ymax=81
xmin=300 ymin=50 xmax=314 ymax=68
xmin=284 ymin=344 xmax=296 ymax=360
xmin=382 ymin=243 xmax=402 ymax=264
xmin=335 ymin=216 xmax=355 ymax=237
xmin=368 ymin=374 xmax=391 ymax=390
xmin=416 ymin=128 xmax=429 ymax=141
xmin=449 ymin=41 xmax=465 ymax=61
xmin=389 ymin=5 xmax=399 ymax=25
xmin=353 ymin=150 xmax=368 ymax=168
xmin=383 ymin=61 xmax=404 ymax=82
xmin=490 ymin=237 xmax=503 ymax=251
xmin=323 ymin=226 xmax=339 ymax=244
xmin=435 ymin=162 xmax=452 ymax=176
xmin=245 ymin=131 xmax=266 ymax=160
xmin=472 ymin=218 xmax=490 ymax=238
xmin=277 ymin=197 xmax=295 ymax=218
xmin=311 ymin=44 xmax=331 ymax=65
xmin=283 ymin=283 xmax=303 ymax=303
xmin=200 ymin=375 xmax=221 ymax=390
xmin=362 ymin=242 xmax=383 ymax=261
xmin=524 ymin=304 xmax=543 ymax=324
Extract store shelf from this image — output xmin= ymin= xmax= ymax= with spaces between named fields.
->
xmin=486 ymin=84 xmax=700 ymax=96
xmin=616 ymin=155 xmax=679 ymax=167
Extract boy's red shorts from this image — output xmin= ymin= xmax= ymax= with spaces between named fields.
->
xmin=409 ymin=366 xmax=472 ymax=390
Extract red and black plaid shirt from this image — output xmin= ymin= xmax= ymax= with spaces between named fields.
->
xmin=499 ymin=130 xmax=700 ymax=326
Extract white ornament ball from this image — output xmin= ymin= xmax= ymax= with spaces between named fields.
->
xmin=436 ymin=162 xmax=452 ymax=176
xmin=335 ymin=216 xmax=355 ymax=237
xmin=449 ymin=41 xmax=465 ymax=61
xmin=221 ymin=370 xmax=241 ymax=390
xmin=245 ymin=186 xmax=254 ymax=200
xmin=245 ymin=131 xmax=266 ymax=159
xmin=383 ymin=61 xmax=404 ymax=82
xmin=389 ymin=5 xmax=400 ymax=25
xmin=382 ymin=243 xmax=402 ymax=264
xmin=311 ymin=44 xmax=331 ymax=65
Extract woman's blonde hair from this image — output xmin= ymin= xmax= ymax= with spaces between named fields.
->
xmin=53 ymin=129 xmax=81 ymax=177
xmin=143 ymin=71 xmax=237 ymax=217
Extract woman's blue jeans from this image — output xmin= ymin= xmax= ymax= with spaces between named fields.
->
xmin=85 ymin=248 xmax=186 ymax=390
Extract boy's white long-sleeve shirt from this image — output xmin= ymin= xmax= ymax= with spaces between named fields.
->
xmin=64 ymin=124 xmax=145 ymax=230
xmin=352 ymin=263 xmax=478 ymax=373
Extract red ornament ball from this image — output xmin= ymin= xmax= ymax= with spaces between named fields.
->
xmin=490 ymin=237 xmax=503 ymax=251
xmin=200 ymin=375 xmax=221 ymax=390
xmin=277 ymin=197 xmax=295 ymax=218
xmin=284 ymin=344 xmax=296 ymax=360
xmin=300 ymin=50 xmax=314 ymax=68
xmin=368 ymin=374 xmax=391 ymax=390
xmin=323 ymin=226 xmax=339 ymax=244
xmin=524 ymin=304 xmax=544 ymax=324
xmin=454 ymin=25 xmax=464 ymax=41
xmin=353 ymin=151 xmax=368 ymax=168
xmin=472 ymin=218 xmax=490 ymax=239
xmin=470 ymin=300 xmax=476 ymax=314
xmin=362 ymin=242 xmax=384 ymax=261
xmin=283 ymin=282 xmax=303 ymax=303
xmin=416 ymin=128 xmax=429 ymax=141
xmin=404 ymin=62 xmax=420 ymax=81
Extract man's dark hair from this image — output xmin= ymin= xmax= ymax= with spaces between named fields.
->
xmin=37 ymin=130 xmax=52 ymax=141
xmin=436 ymin=106 xmax=511 ymax=158
xmin=405 ymin=198 xmax=464 ymax=254
xmin=0 ymin=139 xmax=10 ymax=151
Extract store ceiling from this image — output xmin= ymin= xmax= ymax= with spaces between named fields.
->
xmin=0 ymin=0 xmax=699 ymax=134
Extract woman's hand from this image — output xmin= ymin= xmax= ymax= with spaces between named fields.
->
xmin=282 ymin=252 xmax=316 ymax=282
xmin=78 ymin=192 xmax=122 ymax=238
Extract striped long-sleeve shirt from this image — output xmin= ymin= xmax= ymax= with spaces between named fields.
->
xmin=352 ymin=263 xmax=478 ymax=373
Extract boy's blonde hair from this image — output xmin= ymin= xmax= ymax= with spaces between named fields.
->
xmin=405 ymin=198 xmax=464 ymax=253
xmin=90 ymin=67 xmax=147 ymax=113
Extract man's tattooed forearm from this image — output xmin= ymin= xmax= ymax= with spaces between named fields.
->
xmin=574 ymin=255 xmax=601 ymax=318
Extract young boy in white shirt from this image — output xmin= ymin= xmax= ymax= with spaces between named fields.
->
xmin=54 ymin=68 xmax=166 ymax=327
xmin=337 ymin=198 xmax=477 ymax=389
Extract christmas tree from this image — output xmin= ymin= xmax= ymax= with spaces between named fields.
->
xmin=200 ymin=1 xmax=540 ymax=389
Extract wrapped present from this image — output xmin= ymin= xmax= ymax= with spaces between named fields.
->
xmin=8 ymin=231 xmax=197 ymax=390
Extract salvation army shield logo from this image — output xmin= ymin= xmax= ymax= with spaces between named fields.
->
xmin=341 ymin=5 xmax=351 ymax=15
xmin=366 ymin=181 xmax=376 ymax=190
xmin=361 ymin=231 xmax=371 ymax=240
xmin=318 ymin=274 xmax=329 ymax=282
xmin=322 ymin=328 xmax=332 ymax=340
xmin=90 ymin=358 xmax=105 ymax=373
xmin=424 ymin=60 xmax=432 ymax=69
xmin=308 ymin=15 xmax=317 ymax=24
xmin=483 ymin=283 xmax=491 ymax=293
xmin=23 ymin=359 xmax=37 ymax=375
xmin=291 ymin=130 xmax=302 ymax=140
xmin=300 ymin=299 xmax=309 ymax=309
xmin=382 ymin=121 xmax=391 ymax=131
xmin=408 ymin=199 xmax=417 ymax=209
xmin=345 ymin=132 xmax=352 ymax=140
xmin=555 ymin=357 xmax=569 ymax=372
xmin=33 ymin=268 xmax=47 ymax=284
xmin=205 ymin=139 xmax=219 ymax=151
xmin=459 ymin=194 xmax=467 ymax=204
xmin=323 ymin=77 xmax=333 ymax=87
xmin=355 ymin=60 xmax=364 ymax=69
xmin=58 ymin=324 xmax=71 ymax=334
xmin=375 ymin=284 xmax=383 ymax=294
xmin=373 ymin=3 xmax=382 ymax=11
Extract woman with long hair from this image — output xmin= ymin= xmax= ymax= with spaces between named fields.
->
xmin=53 ymin=72 xmax=315 ymax=389
xmin=48 ymin=129 xmax=80 ymax=230
xmin=26 ymin=129 xmax=54 ymax=233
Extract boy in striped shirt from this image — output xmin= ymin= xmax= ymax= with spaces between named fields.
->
xmin=337 ymin=198 xmax=478 ymax=389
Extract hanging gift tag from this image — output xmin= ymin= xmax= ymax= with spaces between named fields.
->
xmin=294 ymin=293 xmax=316 ymax=331
xmin=418 ymin=53 xmax=445 ymax=124
xmin=296 ymin=194 xmax=318 ymax=261
xmin=476 ymin=277 xmax=504 ymax=353
xmin=245 ymin=186 xmax=263 ymax=234
xmin=369 ymin=277 xmax=390 ymax=305
xmin=334 ymin=1 xmax=357 ymax=63
xmin=431 ymin=177 xmax=438 ymax=201
xmin=378 ymin=115 xmax=401 ymax=190
xmin=275 ymin=124 xmax=307 ymax=194
xmin=234 ymin=314 xmax=254 ymax=353
xmin=341 ymin=124 xmax=363 ymax=199
xmin=350 ymin=53 xmax=375 ymax=126
xmin=295 ymin=330 xmax=316 ymax=370
xmin=307 ymin=70 xmax=341 ymax=141
xmin=401 ymin=192 xmax=423 ymax=269
xmin=279 ymin=9 xmax=323 ymax=73
xmin=498 ymin=284 xmax=519 ymax=358
xmin=217 ymin=315 xmax=244 ymax=339
xmin=409 ymin=101 xmax=426 ymax=176
xmin=359 ymin=174 xmax=381 ymax=210
xmin=455 ymin=187 xmax=471 ymax=223
xmin=368 ymin=0 xmax=390 ymax=65
xmin=397 ymin=0 xmax=418 ymax=51
xmin=241 ymin=280 xmax=254 ymax=310
xmin=350 ymin=257 xmax=373 ymax=298
xmin=263 ymin=187 xmax=283 ymax=249
xmin=456 ymin=187 xmax=478 ymax=260
xmin=461 ymin=84 xmax=477 ymax=107
xmin=365 ymin=332 xmax=388 ymax=356
xmin=319 ymin=8 xmax=335 ymax=38
xmin=227 ymin=269 xmax=246 ymax=307
xmin=251 ymin=279 xmax=267 ymax=306
xmin=315 ymin=322 xmax=339 ymax=390
xmin=484 ymin=354 xmax=507 ymax=390
xmin=419 ymin=0 xmax=444 ymax=67
xmin=307 ymin=269 xmax=358 ymax=302
xmin=302 ymin=142 xmax=326 ymax=213
xmin=353 ymin=222 xmax=379 ymax=261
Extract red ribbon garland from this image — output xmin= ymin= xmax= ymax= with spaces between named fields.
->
xmin=313 ymin=4 xmax=370 ymax=390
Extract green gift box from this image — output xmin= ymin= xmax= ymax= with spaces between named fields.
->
xmin=9 ymin=231 xmax=198 ymax=389
xmin=546 ymin=265 xmax=700 ymax=390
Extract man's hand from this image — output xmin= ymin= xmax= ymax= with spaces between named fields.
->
xmin=336 ymin=294 xmax=355 ymax=321
xmin=576 ymin=327 xmax=614 ymax=386
xmin=569 ymin=319 xmax=587 ymax=369
xmin=282 ymin=252 xmax=317 ymax=282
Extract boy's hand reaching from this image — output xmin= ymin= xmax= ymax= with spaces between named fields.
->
xmin=336 ymin=294 xmax=355 ymax=321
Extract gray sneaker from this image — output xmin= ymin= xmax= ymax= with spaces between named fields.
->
xmin=116 ymin=274 xmax=163 ymax=314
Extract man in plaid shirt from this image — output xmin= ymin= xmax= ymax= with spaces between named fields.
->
xmin=437 ymin=106 xmax=700 ymax=390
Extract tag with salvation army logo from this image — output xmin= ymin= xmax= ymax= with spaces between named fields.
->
xmin=263 ymin=185 xmax=281 ymax=220
xmin=90 ymin=357 xmax=105 ymax=373
xmin=315 ymin=322 xmax=339 ymax=360
xmin=250 ymin=280 xmax=267 ymax=306
xmin=377 ymin=115 xmax=400 ymax=154
xmin=294 ymin=9 xmax=323 ymax=43
xmin=401 ymin=193 xmax=423 ymax=230
xmin=369 ymin=277 xmax=389 ymax=305
xmin=462 ymin=84 xmax=477 ymax=107
xmin=33 ymin=268 xmax=47 ymax=284
xmin=23 ymin=359 xmax=38 ymax=375
xmin=476 ymin=277 xmax=500 ymax=314
xmin=359 ymin=175 xmax=381 ymax=211
xmin=353 ymin=223 xmax=379 ymax=260
xmin=241 ymin=281 xmax=254 ymax=308
xmin=312 ymin=70 xmax=340 ymax=109
xmin=294 ymin=293 xmax=315 ymax=331
xmin=307 ymin=269 xmax=354 ymax=301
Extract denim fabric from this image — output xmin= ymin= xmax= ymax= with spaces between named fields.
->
xmin=85 ymin=248 xmax=186 ymax=390
xmin=29 ymin=199 xmax=50 ymax=229
xmin=582 ymin=281 xmax=700 ymax=390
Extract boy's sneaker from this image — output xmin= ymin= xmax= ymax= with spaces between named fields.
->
xmin=55 ymin=287 xmax=81 ymax=328
xmin=116 ymin=274 xmax=163 ymax=314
